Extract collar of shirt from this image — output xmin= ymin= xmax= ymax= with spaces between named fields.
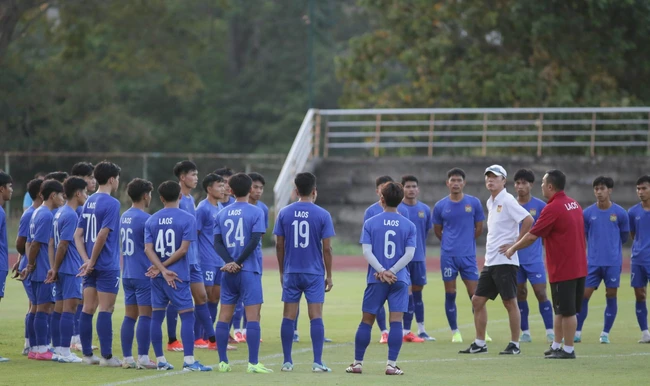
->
xmin=546 ymin=191 xmax=566 ymax=205
xmin=487 ymin=188 xmax=509 ymax=209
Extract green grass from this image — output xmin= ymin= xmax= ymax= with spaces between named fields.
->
xmin=0 ymin=272 xmax=648 ymax=385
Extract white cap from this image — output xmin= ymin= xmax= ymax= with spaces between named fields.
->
xmin=484 ymin=164 xmax=507 ymax=178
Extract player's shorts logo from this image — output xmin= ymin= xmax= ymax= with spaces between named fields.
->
xmin=529 ymin=209 xmax=537 ymax=216
xmin=465 ymin=205 xmax=472 ymax=213
xmin=535 ymin=274 xmax=542 ymax=278
xmin=610 ymin=214 xmax=617 ymax=222
xmin=611 ymin=277 xmax=617 ymax=282
xmin=418 ymin=211 xmax=425 ymax=218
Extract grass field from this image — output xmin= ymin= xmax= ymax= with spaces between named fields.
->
xmin=0 ymin=271 xmax=648 ymax=385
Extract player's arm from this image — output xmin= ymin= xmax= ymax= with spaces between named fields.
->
xmin=234 ymin=232 xmax=264 ymax=266
xmin=21 ymin=240 xmax=41 ymax=279
xmin=161 ymin=240 xmax=191 ymax=267
xmin=48 ymin=237 xmax=55 ymax=268
xmin=214 ymin=234 xmax=234 ymax=263
xmin=87 ymin=227 xmax=110 ymax=267
xmin=15 ymin=235 xmax=27 ymax=256
xmin=518 ymin=215 xmax=534 ymax=241
xmin=362 ymin=244 xmax=385 ymax=273
xmin=323 ymin=237 xmax=333 ymax=291
xmin=74 ymin=228 xmax=89 ymax=262
xmin=433 ymin=224 xmax=443 ymax=240
xmin=144 ymin=242 xmax=180 ymax=288
xmin=474 ymin=222 xmax=483 ymax=239
xmin=275 ymin=235 xmax=285 ymax=277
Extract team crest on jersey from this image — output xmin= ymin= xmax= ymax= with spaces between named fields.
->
xmin=497 ymin=205 xmax=503 ymax=213
xmin=465 ymin=205 xmax=472 ymax=213
xmin=529 ymin=209 xmax=537 ymax=216
xmin=610 ymin=214 xmax=617 ymax=222
xmin=418 ymin=211 xmax=425 ymax=218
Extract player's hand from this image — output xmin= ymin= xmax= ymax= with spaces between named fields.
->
xmin=504 ymin=247 xmax=515 ymax=259
xmin=18 ymin=267 xmax=30 ymax=281
xmin=146 ymin=265 xmax=160 ymax=278
xmin=381 ymin=270 xmax=397 ymax=284
xmin=162 ymin=270 xmax=181 ymax=289
xmin=325 ymin=277 xmax=333 ymax=292
xmin=498 ymin=243 xmax=513 ymax=254
xmin=11 ymin=261 xmax=20 ymax=279
xmin=44 ymin=269 xmax=58 ymax=284
xmin=77 ymin=261 xmax=94 ymax=277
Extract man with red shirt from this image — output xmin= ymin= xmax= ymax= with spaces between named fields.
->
xmin=505 ymin=169 xmax=587 ymax=359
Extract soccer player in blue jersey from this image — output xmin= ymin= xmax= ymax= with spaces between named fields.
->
xmin=432 ymin=168 xmax=485 ymax=343
xmin=274 ymin=172 xmax=335 ymax=373
xmin=576 ymin=176 xmax=629 ymax=344
xmin=21 ymin=179 xmax=64 ymax=361
xmin=630 ymin=175 xmax=650 ymax=343
xmin=347 ymin=181 xmax=416 ymax=376
xmin=513 ymin=169 xmax=554 ymax=343
xmin=144 ymin=181 xmax=212 ymax=372
xmin=0 ymin=171 xmax=13 ymax=362
xmin=119 ymin=178 xmax=157 ymax=369
xmin=214 ymin=167 xmax=236 ymax=208
xmin=75 ymin=161 xmax=122 ymax=366
xmin=399 ymin=175 xmax=435 ymax=342
xmin=45 ymin=177 xmax=88 ymax=363
xmin=22 ymin=172 xmax=45 ymax=211
xmin=213 ymin=173 xmax=271 ymax=373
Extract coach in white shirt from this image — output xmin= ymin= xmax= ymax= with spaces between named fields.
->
xmin=459 ymin=164 xmax=533 ymax=356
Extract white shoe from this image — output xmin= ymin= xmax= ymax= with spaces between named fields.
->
xmin=82 ymin=355 xmax=100 ymax=365
xmin=99 ymin=357 xmax=122 ymax=367
xmin=638 ymin=334 xmax=650 ymax=343
xmin=58 ymin=353 xmax=83 ymax=363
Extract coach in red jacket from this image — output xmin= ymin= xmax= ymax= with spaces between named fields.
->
xmin=505 ymin=169 xmax=587 ymax=359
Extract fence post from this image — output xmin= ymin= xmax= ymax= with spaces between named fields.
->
xmin=537 ymin=113 xmax=544 ymax=157
xmin=590 ymin=112 xmax=596 ymax=157
xmin=3 ymin=153 xmax=9 ymax=217
xmin=142 ymin=154 xmax=148 ymax=181
xmin=313 ymin=111 xmax=321 ymax=158
xmin=427 ymin=113 xmax=435 ymax=157
xmin=374 ymin=114 xmax=382 ymax=157
xmin=323 ymin=117 xmax=330 ymax=158
xmin=481 ymin=113 xmax=488 ymax=156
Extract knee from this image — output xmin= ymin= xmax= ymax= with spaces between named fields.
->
xmin=517 ymin=287 xmax=528 ymax=301
xmin=503 ymin=299 xmax=519 ymax=311
xmin=534 ymin=290 xmax=548 ymax=303
xmin=471 ymin=296 xmax=483 ymax=310
xmin=636 ymin=294 xmax=646 ymax=302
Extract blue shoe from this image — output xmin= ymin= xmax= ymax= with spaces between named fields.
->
xmin=183 ymin=361 xmax=212 ymax=372
xmin=418 ymin=332 xmax=436 ymax=341
xmin=599 ymin=334 xmax=610 ymax=344
xmin=293 ymin=333 xmax=300 ymax=343
xmin=157 ymin=362 xmax=174 ymax=371
xmin=573 ymin=335 xmax=581 ymax=343
xmin=0 ymin=356 xmax=9 ymax=363
xmin=324 ymin=337 xmax=333 ymax=343
xmin=520 ymin=332 xmax=532 ymax=343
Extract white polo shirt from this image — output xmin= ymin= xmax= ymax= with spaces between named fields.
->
xmin=485 ymin=188 xmax=532 ymax=266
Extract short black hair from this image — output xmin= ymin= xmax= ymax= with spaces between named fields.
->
xmin=593 ymin=176 xmax=614 ymax=189
xmin=157 ymin=181 xmax=181 ymax=202
xmin=381 ymin=182 xmax=404 ymax=207
xmin=202 ymin=173 xmax=224 ymax=193
xmin=34 ymin=172 xmax=46 ymax=179
xmin=375 ymin=175 xmax=393 ymax=188
xmin=45 ymin=171 xmax=68 ymax=183
xmin=228 ymin=173 xmax=253 ymax=198
xmin=447 ymin=168 xmax=466 ymax=180
xmin=514 ymin=169 xmax=535 ymax=183
xmin=173 ymin=160 xmax=197 ymax=179
xmin=63 ymin=177 xmax=87 ymax=199
xmin=41 ymin=180 xmax=64 ymax=200
xmin=27 ymin=179 xmax=44 ymax=200
xmin=295 ymin=172 xmax=317 ymax=196
xmin=127 ymin=178 xmax=153 ymax=202
xmin=545 ymin=169 xmax=566 ymax=191
xmin=248 ymin=172 xmax=266 ymax=186
xmin=401 ymin=175 xmax=418 ymax=186
xmin=94 ymin=161 xmax=121 ymax=185
xmin=637 ymin=175 xmax=650 ymax=185
xmin=0 ymin=171 xmax=12 ymax=187
xmin=213 ymin=167 xmax=234 ymax=178
xmin=70 ymin=162 xmax=94 ymax=177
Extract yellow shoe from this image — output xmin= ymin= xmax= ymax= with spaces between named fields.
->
xmin=485 ymin=333 xmax=492 ymax=343
xmin=452 ymin=331 xmax=463 ymax=343
xmin=218 ymin=361 xmax=231 ymax=373
xmin=247 ymin=362 xmax=273 ymax=373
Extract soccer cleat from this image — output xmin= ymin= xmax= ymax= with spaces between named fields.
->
xmin=136 ymin=360 xmax=157 ymax=370
xmin=545 ymin=349 xmax=576 ymax=359
xmin=207 ymin=341 xmax=216 ymax=350
xmin=573 ymin=335 xmax=582 ymax=343
xmin=167 ymin=340 xmax=184 ymax=352
xmin=183 ymin=361 xmax=213 ymax=372
xmin=228 ymin=334 xmax=238 ymax=344
xmin=235 ymin=332 xmax=246 ymax=343
xmin=99 ymin=357 xmax=122 ymax=367
xmin=546 ymin=333 xmax=555 ymax=343
xmin=281 ymin=362 xmax=294 ymax=372
xmin=544 ymin=346 xmax=561 ymax=357
xmin=194 ymin=339 xmax=209 ymax=349
xmin=499 ymin=343 xmax=521 ymax=355
xmin=157 ymin=362 xmax=174 ymax=370
xmin=58 ymin=353 xmax=83 ymax=363
xmin=22 ymin=347 xmax=29 ymax=356
xmin=35 ymin=351 xmax=53 ymax=361
xmin=418 ymin=332 xmax=436 ymax=341
xmin=218 ymin=361 xmax=231 ymax=373
xmin=403 ymin=332 xmax=425 ymax=343
xmin=599 ymin=335 xmax=610 ymax=344
xmin=227 ymin=344 xmax=237 ymax=351
xmin=71 ymin=343 xmax=83 ymax=352
xmin=122 ymin=359 xmax=137 ymax=369
xmin=385 ymin=364 xmax=404 ymax=375
xmin=520 ymin=332 xmax=532 ymax=343
xmin=459 ymin=342 xmax=487 ymax=354
xmin=0 ymin=356 xmax=9 ymax=363
xmin=82 ymin=355 xmax=100 ymax=365
xmin=312 ymin=362 xmax=332 ymax=372
xmin=485 ymin=333 xmax=493 ymax=342
xmin=345 ymin=362 xmax=362 ymax=374
xmin=638 ymin=334 xmax=650 ymax=343
xmin=27 ymin=351 xmax=37 ymax=360
xmin=293 ymin=333 xmax=300 ymax=343
xmin=451 ymin=331 xmax=463 ymax=343
xmin=247 ymin=362 xmax=273 ymax=373
xmin=324 ymin=337 xmax=333 ymax=343
xmin=379 ymin=332 xmax=388 ymax=344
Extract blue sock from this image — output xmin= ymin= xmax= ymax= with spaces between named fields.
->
xmin=413 ymin=290 xmax=424 ymax=324
xmin=35 ymin=312 xmax=49 ymax=346
xmin=636 ymin=301 xmax=648 ymax=331
xmin=577 ymin=298 xmax=589 ymax=331
xmin=136 ymin=316 xmax=151 ymax=356
xmin=80 ymin=312 xmax=94 ymax=356
xmin=403 ymin=295 xmax=414 ymax=331
xmin=388 ymin=321 xmax=403 ymax=361
xmin=311 ymin=318 xmax=325 ymax=365
xmin=96 ymin=311 xmax=113 ymax=358
xmin=247 ymin=321 xmax=261 ymax=364
xmin=74 ymin=304 xmax=82 ymax=336
xmin=51 ymin=312 xmax=61 ymax=348
xmin=28 ymin=313 xmax=36 ymax=348
xmin=120 ymin=316 xmax=136 ymax=358
xmin=518 ymin=301 xmax=529 ymax=331
xmin=294 ymin=309 xmax=300 ymax=331
xmin=195 ymin=303 xmax=215 ymax=340
xmin=166 ymin=304 xmax=178 ymax=342
xmin=604 ymin=297 xmax=617 ymax=333
xmin=179 ymin=311 xmax=196 ymax=357
xmin=47 ymin=312 xmax=53 ymax=346
xmin=354 ymin=322 xmax=372 ymax=361
xmin=24 ymin=313 xmax=29 ymax=340
xmin=206 ymin=302 xmax=218 ymax=340
xmin=243 ymin=311 xmax=248 ymax=331
xmin=194 ymin=315 xmax=203 ymax=342
xmin=445 ymin=292 xmax=458 ymax=331
xmin=281 ymin=318 xmax=294 ymax=364
xmin=539 ymin=300 xmax=554 ymax=330
xmin=60 ymin=312 xmax=74 ymax=349
xmin=215 ymin=321 xmax=230 ymax=363
xmin=151 ymin=310 xmax=165 ymax=358
xmin=376 ymin=307 xmax=387 ymax=331
xmin=233 ymin=303 xmax=243 ymax=330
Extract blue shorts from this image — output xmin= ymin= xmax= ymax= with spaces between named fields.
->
xmin=31 ymin=281 xmax=54 ymax=305
xmin=631 ymin=264 xmax=650 ymax=288
xmin=123 ymin=278 xmax=152 ymax=306
xmin=151 ymin=277 xmax=193 ymax=311
xmin=517 ymin=262 xmax=547 ymax=285
xmin=190 ymin=264 xmax=203 ymax=284
xmin=22 ymin=277 xmax=35 ymax=303
xmin=407 ymin=261 xmax=427 ymax=286
xmin=362 ymin=281 xmax=409 ymax=314
xmin=201 ymin=265 xmax=223 ymax=286
xmin=441 ymin=256 xmax=479 ymax=282
xmin=0 ymin=271 xmax=6 ymax=298
xmin=586 ymin=265 xmax=621 ymax=289
xmin=83 ymin=269 xmax=121 ymax=294
xmin=221 ymin=271 xmax=263 ymax=306
xmin=282 ymin=273 xmax=325 ymax=304
xmin=55 ymin=273 xmax=82 ymax=301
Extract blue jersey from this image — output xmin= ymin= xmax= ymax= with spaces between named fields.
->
xmin=179 ymin=194 xmax=198 ymax=265
xmin=144 ymin=208 xmax=196 ymax=281
xmin=120 ymin=207 xmax=151 ymax=279
xmin=273 ymin=201 xmax=336 ymax=275
xmin=54 ymin=205 xmax=84 ymax=275
xmin=629 ymin=204 xmax=650 ymax=265
xmin=76 ymin=206 xmax=83 ymax=217
xmin=196 ymin=199 xmax=224 ymax=268
xmin=517 ymin=197 xmax=546 ymax=264
xmin=256 ymin=201 xmax=269 ymax=230
xmin=0 ymin=206 xmax=7 ymax=272
xmin=30 ymin=205 xmax=53 ymax=281
xmin=400 ymin=201 xmax=432 ymax=262
xmin=222 ymin=196 xmax=236 ymax=208
xmin=360 ymin=212 xmax=417 ymax=285
xmin=77 ymin=193 xmax=121 ymax=271
xmin=214 ymin=202 xmax=266 ymax=274
xmin=18 ymin=206 xmax=36 ymax=271
xmin=363 ymin=202 xmax=410 ymax=222
xmin=584 ymin=203 xmax=629 ymax=266
xmin=432 ymin=195 xmax=485 ymax=257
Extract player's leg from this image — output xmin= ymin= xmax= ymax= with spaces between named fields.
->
xmin=576 ymin=265 xmax=600 ymax=342
xmin=386 ymin=281 xmax=408 ymax=375
xmin=132 ymin=278 xmax=155 ymax=369
xmin=121 ymin=279 xmax=139 ymax=367
xmin=347 ymin=284 xmax=383 ymax=374
xmin=189 ymin=265 xmax=213 ymax=349
xmin=600 ymin=266 xmax=621 ymax=343
xmin=215 ymin=272 xmax=238 ymax=369
xmin=165 ymin=303 xmax=180 ymax=350
xmin=170 ymin=278 xmax=210 ymax=372
xmin=442 ymin=256 xmax=461 ymax=341
xmin=95 ymin=270 xmax=120 ymax=366
xmin=57 ymin=274 xmax=82 ymax=363
xmin=516 ymin=265 xmax=531 ymax=342
xmin=280 ymin=273 xmax=301 ymax=370
xmin=547 ymin=278 xmax=583 ymax=359
xmin=52 ymin=295 xmax=63 ymax=360
xmin=304 ymin=274 xmax=329 ymax=372
xmin=80 ymin=273 xmax=99 ymax=362
xmin=402 ymin=264 xmax=415 ymax=339
xmin=376 ymin=306 xmax=388 ymax=342
xmin=241 ymin=272 xmax=270 ymax=373
xmin=150 ymin=278 xmax=174 ymax=370
xmin=411 ymin=261 xmax=431 ymax=340
xmin=632 ymin=264 xmax=650 ymax=342
xmin=294 ymin=306 xmax=300 ymax=342
xmin=232 ymin=302 xmax=245 ymax=342
xmin=497 ymin=265 xmax=521 ymax=355
xmin=33 ymin=281 xmax=54 ymax=360
xmin=459 ymin=266 xmax=493 ymax=354
xmin=528 ymin=263 xmax=554 ymax=342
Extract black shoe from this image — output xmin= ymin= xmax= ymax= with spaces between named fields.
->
xmin=459 ymin=342 xmax=487 ymax=354
xmin=499 ymin=343 xmax=521 ymax=355
xmin=544 ymin=346 xmax=561 ymax=357
xmin=545 ymin=349 xmax=576 ymax=359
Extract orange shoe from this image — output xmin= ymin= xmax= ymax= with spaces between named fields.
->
xmin=207 ymin=341 xmax=216 ymax=350
xmin=403 ymin=332 xmax=425 ymax=343
xmin=379 ymin=332 xmax=389 ymax=344
xmin=194 ymin=339 xmax=209 ymax=348
xmin=167 ymin=340 xmax=184 ymax=352
xmin=235 ymin=332 xmax=246 ymax=343
xmin=228 ymin=334 xmax=238 ymax=344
